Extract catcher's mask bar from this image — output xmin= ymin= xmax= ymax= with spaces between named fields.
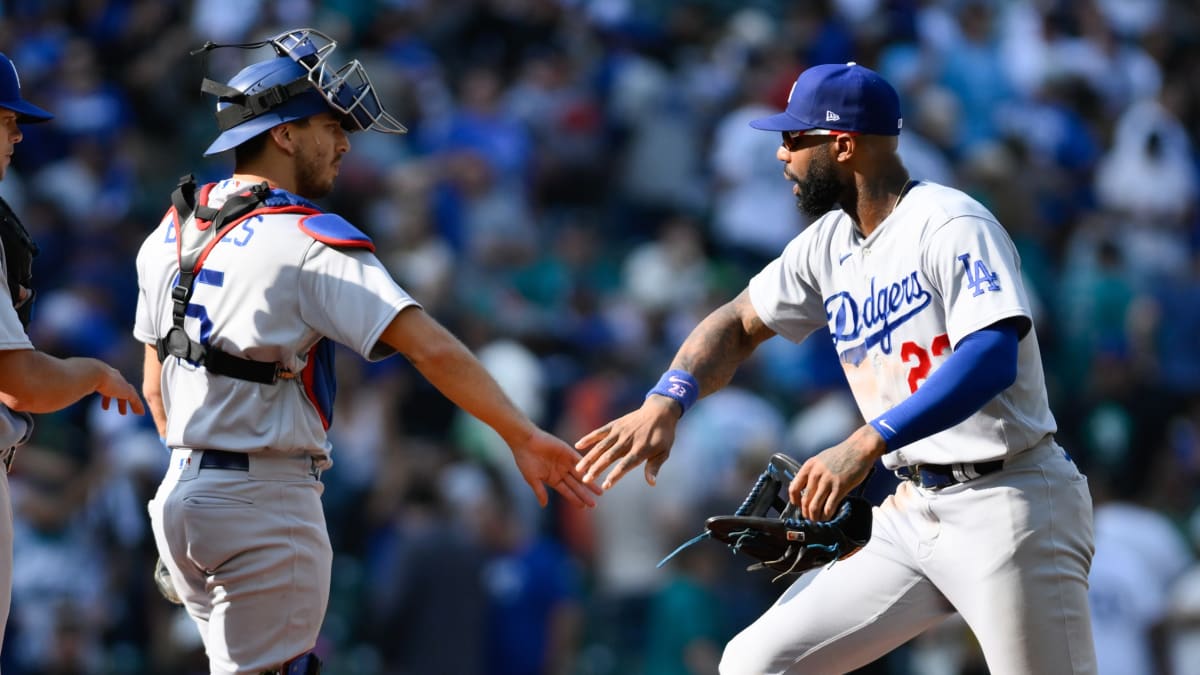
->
xmin=193 ymin=28 xmax=407 ymax=136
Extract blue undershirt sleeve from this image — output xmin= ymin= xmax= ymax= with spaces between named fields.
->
xmin=869 ymin=319 xmax=1021 ymax=451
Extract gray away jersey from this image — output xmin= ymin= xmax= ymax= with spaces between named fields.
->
xmin=134 ymin=179 xmax=419 ymax=465
xmin=748 ymin=181 xmax=1056 ymax=468
xmin=0 ymin=242 xmax=34 ymax=449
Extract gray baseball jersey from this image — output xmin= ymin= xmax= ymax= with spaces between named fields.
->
xmin=726 ymin=181 xmax=1096 ymax=675
xmin=0 ymin=243 xmax=33 ymax=450
xmin=134 ymin=178 xmax=419 ymax=465
xmin=748 ymin=181 xmax=1056 ymax=468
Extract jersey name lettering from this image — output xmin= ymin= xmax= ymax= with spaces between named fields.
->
xmin=958 ymin=253 xmax=1000 ymax=296
xmin=165 ymin=219 xmax=257 ymax=248
xmin=825 ymin=271 xmax=932 ymax=366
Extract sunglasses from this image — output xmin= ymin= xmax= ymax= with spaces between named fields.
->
xmin=781 ymin=129 xmax=859 ymax=152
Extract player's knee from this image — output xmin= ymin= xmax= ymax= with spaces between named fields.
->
xmin=719 ymin=632 xmax=773 ymax=675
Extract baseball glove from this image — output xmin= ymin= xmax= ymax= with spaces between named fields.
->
xmin=659 ymin=453 xmax=873 ymax=581
xmin=154 ymin=556 xmax=183 ymax=605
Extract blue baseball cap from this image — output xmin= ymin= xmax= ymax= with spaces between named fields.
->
xmin=749 ymin=62 xmax=900 ymax=136
xmin=0 ymin=52 xmax=53 ymax=123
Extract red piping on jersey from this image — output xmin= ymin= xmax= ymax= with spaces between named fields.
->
xmin=174 ymin=207 xmax=184 ymax=274
xmin=300 ymin=343 xmax=331 ymax=430
xmin=192 ymin=183 xmax=219 ymax=231
xmin=191 ymin=205 xmax=321 ymax=273
xmin=166 ymin=184 xmax=320 ymax=271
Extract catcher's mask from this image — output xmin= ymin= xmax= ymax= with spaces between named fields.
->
xmin=196 ymin=28 xmax=407 ymax=156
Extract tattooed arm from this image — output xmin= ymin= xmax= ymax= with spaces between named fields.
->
xmin=664 ymin=290 xmax=778 ymax=403
xmin=575 ymin=290 xmax=777 ymax=489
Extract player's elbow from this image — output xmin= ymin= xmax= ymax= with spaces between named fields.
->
xmin=0 ymin=349 xmax=44 ymax=411
xmin=962 ymin=320 xmax=1020 ymax=394
xmin=988 ymin=334 xmax=1019 ymax=393
xmin=996 ymin=356 xmax=1018 ymax=391
xmin=0 ymin=387 xmax=57 ymax=412
xmin=142 ymin=373 xmax=163 ymax=408
xmin=0 ymin=390 xmax=23 ymax=411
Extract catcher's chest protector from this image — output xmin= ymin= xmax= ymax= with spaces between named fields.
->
xmin=156 ymin=174 xmax=319 ymax=384
xmin=0 ymin=196 xmax=38 ymax=328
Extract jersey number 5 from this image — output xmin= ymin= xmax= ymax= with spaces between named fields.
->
xmin=901 ymin=333 xmax=950 ymax=393
xmin=174 ymin=268 xmax=225 ymax=346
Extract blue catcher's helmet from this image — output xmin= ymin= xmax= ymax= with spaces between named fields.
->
xmin=201 ymin=28 xmax=406 ymax=156
xmin=203 ymin=57 xmax=329 ymax=156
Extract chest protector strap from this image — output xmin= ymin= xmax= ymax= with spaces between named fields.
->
xmin=155 ymin=175 xmax=295 ymax=384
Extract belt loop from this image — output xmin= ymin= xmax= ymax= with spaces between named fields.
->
xmin=951 ymin=463 xmax=968 ymax=483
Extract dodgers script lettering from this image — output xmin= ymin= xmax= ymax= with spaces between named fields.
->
xmin=825 ymin=271 xmax=932 ymax=366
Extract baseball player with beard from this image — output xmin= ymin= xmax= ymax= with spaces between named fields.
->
xmin=576 ymin=62 xmax=1097 ymax=674
xmin=134 ymin=29 xmax=598 ymax=674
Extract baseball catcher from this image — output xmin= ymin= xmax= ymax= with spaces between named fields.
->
xmin=659 ymin=454 xmax=872 ymax=580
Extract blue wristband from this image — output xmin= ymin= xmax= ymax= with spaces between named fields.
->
xmin=646 ymin=369 xmax=700 ymax=415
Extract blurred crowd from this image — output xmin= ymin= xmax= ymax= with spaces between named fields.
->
xmin=1 ymin=0 xmax=1199 ymax=673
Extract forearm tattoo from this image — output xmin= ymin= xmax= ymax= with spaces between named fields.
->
xmin=671 ymin=302 xmax=760 ymax=395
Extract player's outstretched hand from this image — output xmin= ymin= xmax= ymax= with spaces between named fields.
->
xmin=574 ymin=396 xmax=679 ymax=490
xmin=93 ymin=361 xmax=146 ymax=416
xmin=510 ymin=428 xmax=602 ymax=509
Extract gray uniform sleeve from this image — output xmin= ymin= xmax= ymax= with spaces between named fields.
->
xmin=921 ymin=216 xmax=1032 ymax=347
xmin=298 ymin=242 xmax=421 ymax=360
xmin=0 ymin=242 xmax=35 ymax=448
xmin=132 ymin=240 xmax=158 ymax=345
xmin=747 ymin=229 xmax=828 ymax=343
xmin=0 ymin=244 xmax=33 ymax=352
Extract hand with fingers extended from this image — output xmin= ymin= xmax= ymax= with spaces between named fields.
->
xmin=93 ymin=360 xmax=147 ymax=416
xmin=574 ymin=395 xmax=680 ymax=490
xmin=789 ymin=424 xmax=886 ymax=521
xmin=510 ymin=427 xmax=603 ymax=509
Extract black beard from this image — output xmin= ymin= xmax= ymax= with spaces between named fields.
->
xmin=294 ymin=151 xmax=335 ymax=199
xmin=795 ymin=150 xmax=844 ymax=217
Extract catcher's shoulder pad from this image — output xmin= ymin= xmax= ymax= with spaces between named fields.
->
xmin=297 ymin=213 xmax=376 ymax=252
